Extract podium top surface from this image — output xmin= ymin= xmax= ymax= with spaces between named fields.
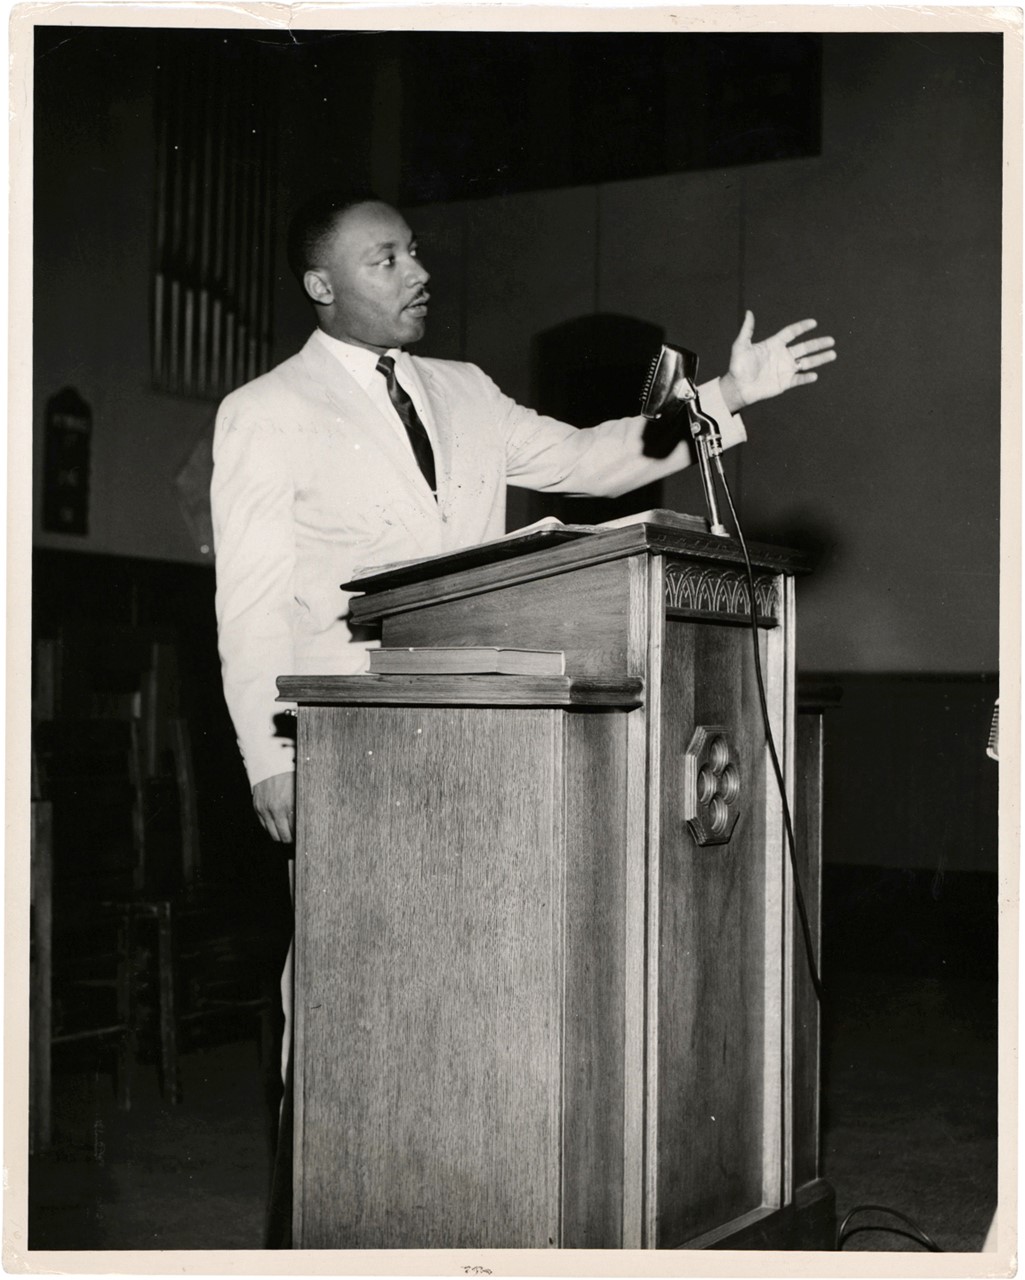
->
xmin=343 ymin=511 xmax=808 ymax=622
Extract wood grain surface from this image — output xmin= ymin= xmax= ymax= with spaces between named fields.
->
xmin=278 ymin=672 xmax=642 ymax=708
xmin=296 ymin=705 xmax=565 ymax=1248
xmin=288 ymin=537 xmax=822 ymax=1250
xmin=624 ymin=554 xmax=656 ymax=1246
xmin=654 ymin=617 xmax=771 ymax=1246
xmin=379 ymin=558 xmax=636 ymax=678
xmin=560 ymin=711 xmax=631 ymax=1246
xmin=348 ymin=522 xmax=808 ymax=627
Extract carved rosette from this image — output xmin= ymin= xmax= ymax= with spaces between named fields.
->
xmin=684 ymin=725 xmax=742 ymax=847
xmin=664 ymin=561 xmax=779 ymax=621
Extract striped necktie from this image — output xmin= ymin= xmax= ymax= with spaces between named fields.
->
xmin=376 ymin=355 xmax=437 ymax=496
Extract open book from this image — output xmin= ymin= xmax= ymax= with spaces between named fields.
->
xmin=349 ymin=509 xmax=708 ymax=583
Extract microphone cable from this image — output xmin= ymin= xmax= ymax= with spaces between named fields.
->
xmin=707 ymin=441 xmax=946 ymax=1256
xmin=836 ymin=1204 xmax=942 ymax=1251
xmin=711 ymin=450 xmax=824 ymax=1005
xmin=698 ymin=414 xmax=949 ymax=1252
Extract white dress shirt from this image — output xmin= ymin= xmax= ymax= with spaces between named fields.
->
xmin=312 ymin=329 xmax=439 ymax=465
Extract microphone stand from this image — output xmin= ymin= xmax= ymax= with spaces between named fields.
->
xmin=681 ymin=384 xmax=729 ymax=538
xmin=639 ymin=342 xmax=729 ymax=538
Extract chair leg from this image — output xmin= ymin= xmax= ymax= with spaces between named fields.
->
xmin=156 ymin=903 xmax=181 ymax=1104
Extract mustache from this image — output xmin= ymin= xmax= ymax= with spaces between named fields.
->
xmin=405 ymin=290 xmax=430 ymax=307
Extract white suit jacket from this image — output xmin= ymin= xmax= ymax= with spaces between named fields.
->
xmin=211 ymin=331 xmax=746 ymax=786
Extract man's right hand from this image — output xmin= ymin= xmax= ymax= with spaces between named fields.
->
xmin=252 ymin=770 xmax=296 ymax=843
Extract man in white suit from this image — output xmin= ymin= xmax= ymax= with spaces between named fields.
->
xmin=212 ymin=189 xmax=836 ymax=1247
xmin=212 ymin=190 xmax=836 ymax=845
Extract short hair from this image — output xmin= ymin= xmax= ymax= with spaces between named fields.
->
xmin=286 ymin=188 xmax=383 ymax=283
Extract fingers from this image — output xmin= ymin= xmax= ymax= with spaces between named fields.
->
xmin=256 ymin=803 xmax=294 ymax=843
xmin=792 ymin=335 xmax=835 ymax=358
xmin=735 ymin=309 xmax=756 ymax=344
xmin=785 ymin=325 xmax=837 ymax=380
xmin=272 ymin=807 xmax=295 ymax=843
xmin=796 ymin=349 xmax=837 ymax=372
xmin=775 ymin=318 xmax=820 ymax=344
xmin=253 ymin=793 xmax=294 ymax=844
xmin=252 ymin=771 xmax=296 ymax=843
xmin=270 ymin=799 xmax=294 ymax=843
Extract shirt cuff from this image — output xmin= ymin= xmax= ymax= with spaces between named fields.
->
xmin=698 ymin=378 xmax=747 ymax=450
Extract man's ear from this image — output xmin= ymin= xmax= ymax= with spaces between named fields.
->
xmin=303 ymin=270 xmax=332 ymax=306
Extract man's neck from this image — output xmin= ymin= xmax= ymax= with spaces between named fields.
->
xmin=316 ymin=322 xmax=394 ymax=356
xmin=314 ymin=330 xmax=406 ymax=388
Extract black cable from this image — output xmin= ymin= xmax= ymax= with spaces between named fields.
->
xmin=837 ymin=1203 xmax=942 ymax=1252
xmin=713 ymin=454 xmax=824 ymax=1005
xmin=840 ymin=1225 xmax=940 ymax=1250
xmin=702 ymin=430 xmax=940 ymax=1257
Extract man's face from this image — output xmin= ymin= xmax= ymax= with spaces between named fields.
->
xmin=307 ymin=201 xmax=430 ymax=351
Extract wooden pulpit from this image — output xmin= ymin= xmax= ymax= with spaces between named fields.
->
xmin=279 ymin=513 xmax=833 ymax=1250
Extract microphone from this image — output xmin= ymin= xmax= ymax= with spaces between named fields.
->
xmin=640 ymin=343 xmax=699 ymax=420
xmin=640 ymin=343 xmax=728 ymax=537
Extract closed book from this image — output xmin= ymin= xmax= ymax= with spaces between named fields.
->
xmin=368 ymin=647 xmax=566 ymax=676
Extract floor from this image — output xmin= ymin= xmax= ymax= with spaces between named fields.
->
xmin=821 ymin=971 xmax=998 ymax=1252
xmin=26 ymin=969 xmax=998 ymax=1255
xmin=27 ymin=1037 xmax=272 ymax=1250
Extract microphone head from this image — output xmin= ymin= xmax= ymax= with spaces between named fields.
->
xmin=640 ymin=344 xmax=700 ymax=419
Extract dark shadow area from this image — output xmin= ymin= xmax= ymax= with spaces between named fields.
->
xmin=739 ymin=506 xmax=844 ymax=594
xmin=814 ymin=671 xmax=999 ymax=1251
xmin=36 ymin=28 xmax=821 ymax=217
xmin=819 ymin=969 xmax=997 ymax=1252
xmin=29 ymin=550 xmax=293 ymax=1249
xmin=531 ymin=312 xmax=667 ymax=524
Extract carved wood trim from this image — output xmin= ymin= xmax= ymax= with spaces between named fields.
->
xmin=664 ymin=560 xmax=779 ymax=623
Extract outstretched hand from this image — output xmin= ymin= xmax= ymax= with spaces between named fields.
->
xmin=721 ymin=310 xmax=837 ymax=413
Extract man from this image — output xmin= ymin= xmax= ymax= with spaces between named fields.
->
xmin=212 ymin=189 xmax=836 ymax=844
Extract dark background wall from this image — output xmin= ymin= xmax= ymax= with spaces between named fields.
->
xmin=29 ymin=26 xmax=1002 ymax=954
xmin=33 ymin=29 xmax=1001 ymax=677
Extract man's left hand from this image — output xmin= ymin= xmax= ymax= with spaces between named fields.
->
xmin=720 ymin=310 xmax=837 ymax=413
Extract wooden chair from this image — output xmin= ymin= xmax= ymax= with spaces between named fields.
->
xmin=30 ymin=731 xmax=136 ymax=1153
xmin=30 ymin=633 xmax=274 ymax=1145
xmin=31 ymin=634 xmax=170 ymax=1147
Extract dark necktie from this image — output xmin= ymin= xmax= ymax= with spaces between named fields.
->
xmin=376 ymin=355 xmax=437 ymax=496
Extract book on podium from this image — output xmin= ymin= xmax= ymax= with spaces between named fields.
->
xmin=368 ymin=646 xmax=566 ymax=676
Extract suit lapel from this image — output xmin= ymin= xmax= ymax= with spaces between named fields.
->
xmin=298 ymin=334 xmax=439 ymax=518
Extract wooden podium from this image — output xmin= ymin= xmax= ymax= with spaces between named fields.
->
xmin=279 ymin=514 xmax=833 ymax=1251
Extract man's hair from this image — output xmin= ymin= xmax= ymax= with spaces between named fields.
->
xmin=286 ymin=188 xmax=383 ymax=284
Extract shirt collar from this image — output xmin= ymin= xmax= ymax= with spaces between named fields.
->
xmin=314 ymin=328 xmax=402 ymax=391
